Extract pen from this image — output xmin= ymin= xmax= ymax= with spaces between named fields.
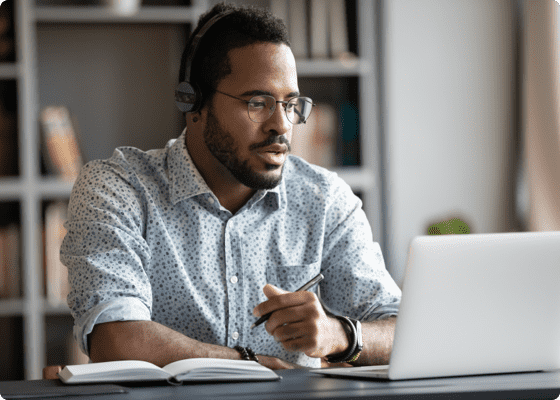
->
xmin=251 ymin=273 xmax=325 ymax=329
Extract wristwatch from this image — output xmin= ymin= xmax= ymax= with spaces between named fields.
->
xmin=326 ymin=316 xmax=363 ymax=364
xmin=347 ymin=317 xmax=363 ymax=363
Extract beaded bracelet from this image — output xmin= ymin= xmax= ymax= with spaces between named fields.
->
xmin=245 ymin=347 xmax=259 ymax=362
xmin=234 ymin=346 xmax=259 ymax=363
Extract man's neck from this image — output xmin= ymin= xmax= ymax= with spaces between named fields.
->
xmin=213 ymin=185 xmax=255 ymax=215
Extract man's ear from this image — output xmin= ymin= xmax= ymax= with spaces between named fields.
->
xmin=189 ymin=111 xmax=201 ymax=123
xmin=185 ymin=111 xmax=202 ymax=131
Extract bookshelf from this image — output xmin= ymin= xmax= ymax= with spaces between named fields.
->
xmin=0 ymin=0 xmax=382 ymax=379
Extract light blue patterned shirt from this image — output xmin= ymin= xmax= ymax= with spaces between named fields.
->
xmin=61 ymin=130 xmax=401 ymax=368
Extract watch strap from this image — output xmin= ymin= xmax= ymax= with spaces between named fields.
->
xmin=326 ymin=316 xmax=359 ymax=364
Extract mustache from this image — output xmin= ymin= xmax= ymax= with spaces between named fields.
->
xmin=250 ymin=135 xmax=291 ymax=152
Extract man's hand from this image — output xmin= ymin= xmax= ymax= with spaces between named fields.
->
xmin=253 ymin=284 xmax=349 ymax=358
xmin=43 ymin=365 xmax=64 ymax=380
xmin=257 ymin=354 xmax=304 ymax=370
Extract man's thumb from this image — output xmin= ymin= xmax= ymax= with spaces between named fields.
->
xmin=263 ymin=284 xmax=289 ymax=299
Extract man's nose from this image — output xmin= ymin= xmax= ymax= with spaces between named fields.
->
xmin=265 ymin=102 xmax=291 ymax=136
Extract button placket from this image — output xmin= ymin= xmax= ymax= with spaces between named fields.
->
xmin=225 ymin=218 xmax=242 ymax=346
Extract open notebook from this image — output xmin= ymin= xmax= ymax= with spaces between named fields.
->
xmin=313 ymin=231 xmax=560 ymax=380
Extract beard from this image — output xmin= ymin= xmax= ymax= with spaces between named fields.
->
xmin=203 ymin=105 xmax=290 ymax=190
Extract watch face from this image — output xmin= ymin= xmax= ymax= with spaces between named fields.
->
xmin=347 ymin=319 xmax=363 ymax=364
xmin=350 ymin=319 xmax=364 ymax=351
xmin=353 ymin=319 xmax=363 ymax=347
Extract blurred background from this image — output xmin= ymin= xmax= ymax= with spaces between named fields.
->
xmin=0 ymin=0 xmax=558 ymax=380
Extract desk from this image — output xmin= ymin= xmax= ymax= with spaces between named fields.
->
xmin=1 ymin=369 xmax=559 ymax=399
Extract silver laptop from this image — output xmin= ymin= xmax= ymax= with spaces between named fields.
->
xmin=313 ymin=231 xmax=560 ymax=380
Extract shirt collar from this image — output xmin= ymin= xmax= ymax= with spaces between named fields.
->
xmin=169 ymin=129 xmax=213 ymax=205
xmin=168 ymin=129 xmax=284 ymax=211
xmin=250 ymin=181 xmax=283 ymax=211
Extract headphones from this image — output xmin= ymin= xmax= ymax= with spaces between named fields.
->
xmin=175 ymin=10 xmax=234 ymax=113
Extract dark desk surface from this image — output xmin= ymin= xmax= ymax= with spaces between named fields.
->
xmin=1 ymin=369 xmax=560 ymax=400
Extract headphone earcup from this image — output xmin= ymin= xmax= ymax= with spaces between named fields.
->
xmin=175 ymin=81 xmax=200 ymax=113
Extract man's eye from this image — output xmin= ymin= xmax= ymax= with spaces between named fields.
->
xmin=249 ymin=101 xmax=266 ymax=109
xmin=286 ymin=103 xmax=296 ymax=111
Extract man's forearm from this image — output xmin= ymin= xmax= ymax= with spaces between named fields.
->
xmin=89 ymin=320 xmax=241 ymax=367
xmin=88 ymin=318 xmax=396 ymax=368
xmin=352 ymin=317 xmax=397 ymax=366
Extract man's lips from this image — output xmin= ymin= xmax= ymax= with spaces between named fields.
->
xmin=258 ymin=144 xmax=288 ymax=154
xmin=256 ymin=144 xmax=288 ymax=166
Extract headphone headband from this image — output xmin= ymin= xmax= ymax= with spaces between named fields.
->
xmin=184 ymin=10 xmax=234 ymax=82
xmin=175 ymin=9 xmax=235 ymax=113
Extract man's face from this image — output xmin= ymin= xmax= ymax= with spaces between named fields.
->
xmin=202 ymin=42 xmax=298 ymax=190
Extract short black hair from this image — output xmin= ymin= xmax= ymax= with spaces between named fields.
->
xmin=178 ymin=1 xmax=290 ymax=111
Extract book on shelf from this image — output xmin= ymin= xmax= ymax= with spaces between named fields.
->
xmin=337 ymin=101 xmax=360 ymax=166
xmin=310 ymin=0 xmax=329 ymax=59
xmin=291 ymin=102 xmax=337 ymax=168
xmin=284 ymin=0 xmax=351 ymax=60
xmin=288 ymin=0 xmax=308 ymax=59
xmin=0 ymin=228 xmax=4 ymax=298
xmin=44 ymin=201 xmax=70 ymax=305
xmin=0 ymin=82 xmax=18 ymax=178
xmin=40 ymin=106 xmax=84 ymax=182
xmin=142 ymin=0 xmax=193 ymax=6
xmin=3 ymin=224 xmax=20 ymax=298
xmin=37 ymin=0 xmax=192 ymax=6
xmin=329 ymin=0 xmax=350 ymax=59
xmin=0 ymin=316 xmax=24 ymax=381
xmin=0 ymin=0 xmax=15 ymax=63
xmin=0 ymin=223 xmax=21 ymax=299
xmin=271 ymin=0 xmax=289 ymax=28
xmin=0 ymin=223 xmax=20 ymax=299
xmin=58 ymin=358 xmax=280 ymax=385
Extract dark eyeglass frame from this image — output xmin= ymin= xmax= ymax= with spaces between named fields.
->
xmin=213 ymin=89 xmax=315 ymax=125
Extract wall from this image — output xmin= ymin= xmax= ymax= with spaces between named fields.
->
xmin=382 ymin=0 xmax=519 ymax=286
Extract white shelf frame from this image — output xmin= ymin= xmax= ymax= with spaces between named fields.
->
xmin=296 ymin=58 xmax=372 ymax=77
xmin=0 ymin=298 xmax=24 ymax=316
xmin=17 ymin=0 xmax=44 ymax=381
xmin=357 ymin=0 xmax=383 ymax=244
xmin=34 ymin=5 xmax=206 ymax=23
xmin=0 ymin=63 xmax=19 ymax=78
xmin=2 ymin=0 xmax=382 ymax=380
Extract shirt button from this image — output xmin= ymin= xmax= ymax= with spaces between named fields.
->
xmin=232 ymin=332 xmax=239 ymax=340
xmin=208 ymin=197 xmax=215 ymax=204
xmin=230 ymin=276 xmax=238 ymax=284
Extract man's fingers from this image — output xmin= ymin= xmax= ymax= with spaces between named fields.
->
xmin=270 ymin=320 xmax=317 ymax=342
xmin=43 ymin=365 xmax=63 ymax=380
xmin=272 ymin=324 xmax=323 ymax=355
xmin=264 ymin=303 xmax=320 ymax=334
xmin=254 ymin=290 xmax=316 ymax=317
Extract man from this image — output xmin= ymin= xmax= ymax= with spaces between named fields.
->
xmin=60 ymin=2 xmax=401 ymax=370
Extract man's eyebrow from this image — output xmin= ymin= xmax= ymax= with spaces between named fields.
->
xmin=240 ymin=90 xmax=301 ymax=98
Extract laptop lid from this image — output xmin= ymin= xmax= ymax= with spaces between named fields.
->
xmin=387 ymin=231 xmax=560 ymax=380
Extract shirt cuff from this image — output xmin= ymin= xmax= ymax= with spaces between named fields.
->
xmin=73 ymin=297 xmax=151 ymax=357
xmin=360 ymin=302 xmax=401 ymax=322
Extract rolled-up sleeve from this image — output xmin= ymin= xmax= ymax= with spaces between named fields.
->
xmin=319 ymin=174 xmax=401 ymax=322
xmin=60 ymin=156 xmax=153 ymax=356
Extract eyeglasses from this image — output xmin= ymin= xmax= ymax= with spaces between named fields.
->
xmin=214 ymin=89 xmax=315 ymax=125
